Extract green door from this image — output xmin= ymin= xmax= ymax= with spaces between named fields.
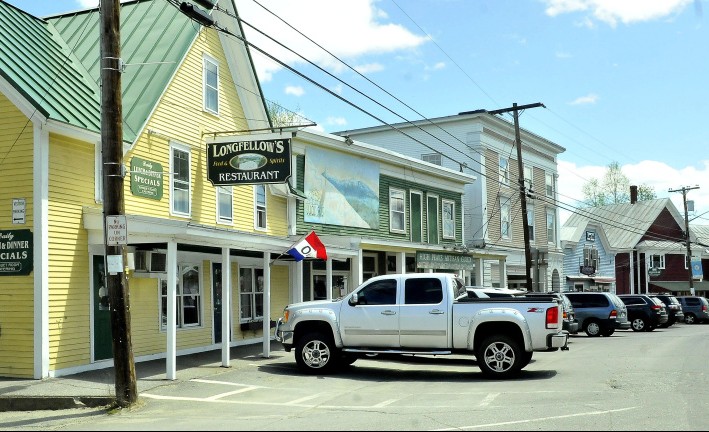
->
xmin=92 ymin=255 xmax=113 ymax=361
xmin=411 ymin=192 xmax=422 ymax=243
xmin=427 ymin=196 xmax=439 ymax=244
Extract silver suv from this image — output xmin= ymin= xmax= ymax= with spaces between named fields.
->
xmin=676 ymin=296 xmax=709 ymax=324
xmin=564 ymin=292 xmax=631 ymax=337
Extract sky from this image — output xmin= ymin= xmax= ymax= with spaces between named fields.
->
xmin=7 ymin=0 xmax=709 ymax=226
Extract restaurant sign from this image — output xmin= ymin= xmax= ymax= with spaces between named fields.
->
xmin=0 ymin=229 xmax=33 ymax=276
xmin=130 ymin=157 xmax=163 ymax=200
xmin=416 ymin=251 xmax=473 ymax=271
xmin=207 ymin=138 xmax=291 ymax=186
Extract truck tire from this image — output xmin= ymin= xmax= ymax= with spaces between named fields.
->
xmin=476 ymin=335 xmax=524 ymax=379
xmin=295 ymin=331 xmax=339 ymax=374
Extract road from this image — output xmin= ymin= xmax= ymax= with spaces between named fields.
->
xmin=3 ymin=323 xmax=709 ymax=431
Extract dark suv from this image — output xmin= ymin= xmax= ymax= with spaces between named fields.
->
xmin=564 ymin=292 xmax=631 ymax=337
xmin=649 ymin=293 xmax=684 ymax=327
xmin=617 ymin=294 xmax=669 ymax=332
xmin=676 ymin=296 xmax=709 ymax=324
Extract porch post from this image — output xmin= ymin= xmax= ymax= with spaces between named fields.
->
xmin=326 ymin=258 xmax=333 ymax=301
xmin=499 ymin=258 xmax=507 ymax=288
xmin=474 ymin=257 xmax=483 ymax=286
xmin=295 ymin=260 xmax=303 ymax=303
xmin=262 ymin=252 xmax=271 ymax=358
xmin=166 ymin=240 xmax=177 ymax=380
xmin=629 ymin=251 xmax=635 ymax=295
xmin=221 ymin=247 xmax=230 ymax=367
xmin=397 ymin=252 xmax=406 ymax=274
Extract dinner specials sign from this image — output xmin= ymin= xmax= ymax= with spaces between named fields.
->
xmin=0 ymin=229 xmax=33 ymax=276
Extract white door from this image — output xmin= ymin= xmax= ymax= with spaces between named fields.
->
xmin=339 ymin=278 xmax=399 ymax=347
xmin=399 ymin=277 xmax=449 ymax=349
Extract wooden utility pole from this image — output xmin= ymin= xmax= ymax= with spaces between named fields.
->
xmin=488 ymin=103 xmax=545 ymax=291
xmin=669 ymin=185 xmax=700 ymax=296
xmin=100 ymin=0 xmax=137 ymax=406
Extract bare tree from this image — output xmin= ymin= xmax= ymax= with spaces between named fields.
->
xmin=267 ymin=100 xmax=306 ymax=128
xmin=582 ymin=161 xmax=656 ymax=207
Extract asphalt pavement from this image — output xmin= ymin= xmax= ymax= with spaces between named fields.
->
xmin=0 ymin=342 xmax=274 ymax=412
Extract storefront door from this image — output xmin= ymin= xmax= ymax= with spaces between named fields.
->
xmin=92 ymin=255 xmax=113 ymax=361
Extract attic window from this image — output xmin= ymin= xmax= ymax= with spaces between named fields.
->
xmin=203 ymin=55 xmax=219 ymax=115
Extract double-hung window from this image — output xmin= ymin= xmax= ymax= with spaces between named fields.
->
xmin=255 ymin=185 xmax=267 ymax=230
xmin=499 ymin=157 xmax=509 ymax=185
xmin=527 ymin=204 xmax=535 ymax=241
xmin=390 ymin=188 xmax=406 ymax=233
xmin=500 ymin=198 xmax=511 ymax=239
xmin=422 ymin=153 xmax=442 ymax=165
xmin=170 ymin=144 xmax=191 ymax=217
xmin=649 ymin=254 xmax=665 ymax=269
xmin=203 ymin=55 xmax=219 ymax=115
xmin=546 ymin=173 xmax=555 ymax=197
xmin=217 ymin=186 xmax=233 ymax=224
xmin=442 ymin=200 xmax=455 ymax=239
xmin=239 ymin=268 xmax=264 ymax=322
xmin=546 ymin=209 xmax=556 ymax=244
xmin=160 ymin=265 xmax=201 ymax=330
xmin=584 ymin=247 xmax=599 ymax=270
xmin=524 ymin=165 xmax=533 ymax=192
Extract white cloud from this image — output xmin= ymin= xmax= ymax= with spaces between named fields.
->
xmin=557 ymin=159 xmax=709 ymax=225
xmin=326 ymin=116 xmax=348 ymax=126
xmin=569 ymin=93 xmax=599 ymax=105
xmin=354 ymin=63 xmax=385 ymax=74
xmin=543 ymin=0 xmax=693 ymax=27
xmin=284 ymin=86 xmax=305 ymax=97
xmin=237 ymin=0 xmax=427 ymax=82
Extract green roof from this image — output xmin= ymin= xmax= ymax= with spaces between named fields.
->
xmin=1 ymin=0 xmax=200 ymax=143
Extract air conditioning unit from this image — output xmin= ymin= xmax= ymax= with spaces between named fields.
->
xmin=134 ymin=251 xmax=167 ymax=272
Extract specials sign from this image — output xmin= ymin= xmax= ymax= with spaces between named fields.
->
xmin=130 ymin=157 xmax=163 ymax=200
xmin=0 ymin=229 xmax=33 ymax=276
xmin=207 ymin=138 xmax=291 ymax=186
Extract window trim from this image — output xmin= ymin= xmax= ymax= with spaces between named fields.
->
xmin=421 ymin=153 xmax=442 ymax=166
xmin=409 ymin=190 xmax=423 ymax=242
xmin=500 ymin=198 xmax=511 ymax=240
xmin=160 ymin=264 xmax=203 ymax=331
xmin=442 ymin=199 xmax=456 ymax=240
xmin=426 ymin=194 xmax=440 ymax=244
xmin=524 ymin=165 xmax=533 ymax=192
xmin=499 ymin=157 xmax=510 ymax=185
xmin=546 ymin=208 xmax=556 ymax=245
xmin=254 ymin=184 xmax=267 ymax=231
xmin=527 ymin=203 xmax=535 ymax=241
xmin=389 ymin=187 xmax=407 ymax=234
xmin=545 ymin=173 xmax=555 ymax=197
xmin=203 ymin=54 xmax=220 ymax=115
xmin=649 ymin=254 xmax=666 ymax=269
xmin=217 ymin=186 xmax=233 ymax=225
xmin=170 ymin=142 xmax=191 ymax=218
xmin=238 ymin=267 xmax=264 ymax=323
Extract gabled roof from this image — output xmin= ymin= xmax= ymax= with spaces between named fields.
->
xmin=690 ymin=225 xmax=709 ymax=248
xmin=561 ymin=198 xmax=684 ymax=250
xmin=1 ymin=0 xmax=268 ymax=144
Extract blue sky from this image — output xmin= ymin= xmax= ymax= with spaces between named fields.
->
xmin=7 ymin=0 xmax=709 ymax=224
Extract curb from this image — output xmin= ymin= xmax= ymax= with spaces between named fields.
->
xmin=0 ymin=396 xmax=116 ymax=412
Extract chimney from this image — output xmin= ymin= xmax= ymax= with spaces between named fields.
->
xmin=630 ymin=185 xmax=638 ymax=204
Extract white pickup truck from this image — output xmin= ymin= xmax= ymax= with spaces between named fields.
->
xmin=275 ymin=273 xmax=569 ymax=379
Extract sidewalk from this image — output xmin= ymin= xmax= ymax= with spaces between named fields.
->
xmin=0 ymin=342 xmax=276 ymax=412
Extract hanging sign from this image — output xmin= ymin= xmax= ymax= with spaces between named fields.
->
xmin=130 ymin=157 xmax=163 ymax=200
xmin=207 ymin=138 xmax=291 ymax=186
xmin=0 ymin=229 xmax=33 ymax=276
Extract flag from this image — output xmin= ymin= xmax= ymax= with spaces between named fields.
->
xmin=287 ymin=231 xmax=328 ymax=261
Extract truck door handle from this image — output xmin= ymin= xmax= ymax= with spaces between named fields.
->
xmin=381 ymin=310 xmax=396 ymax=316
xmin=429 ymin=309 xmax=445 ymax=315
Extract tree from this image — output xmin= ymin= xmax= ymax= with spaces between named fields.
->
xmin=582 ymin=161 xmax=656 ymax=207
xmin=267 ymin=100 xmax=307 ymax=128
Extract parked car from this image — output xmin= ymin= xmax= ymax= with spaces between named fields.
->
xmin=525 ymin=292 xmax=579 ymax=335
xmin=649 ymin=293 xmax=684 ymax=327
xmin=676 ymin=296 xmax=709 ymax=324
xmin=617 ymin=294 xmax=668 ymax=331
xmin=564 ymin=292 xmax=631 ymax=337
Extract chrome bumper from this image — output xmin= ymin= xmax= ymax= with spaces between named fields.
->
xmin=550 ymin=332 xmax=569 ymax=351
xmin=274 ymin=318 xmax=294 ymax=347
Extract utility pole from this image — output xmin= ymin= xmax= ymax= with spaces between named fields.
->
xmin=669 ymin=185 xmax=700 ymax=296
xmin=488 ymin=103 xmax=545 ymax=291
xmin=100 ymin=0 xmax=137 ymax=406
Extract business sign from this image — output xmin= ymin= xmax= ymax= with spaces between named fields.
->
xmin=580 ymin=265 xmax=595 ymax=276
xmin=0 ymin=229 xmax=33 ymax=276
xmin=105 ymin=215 xmax=127 ymax=246
xmin=12 ymin=198 xmax=26 ymax=224
xmin=647 ymin=267 xmax=662 ymax=278
xmin=691 ymin=260 xmax=703 ymax=281
xmin=416 ymin=251 xmax=473 ymax=271
xmin=207 ymin=138 xmax=291 ymax=186
xmin=130 ymin=157 xmax=163 ymax=200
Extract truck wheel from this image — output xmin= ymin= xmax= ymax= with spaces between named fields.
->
xmin=584 ymin=320 xmax=602 ymax=337
xmin=295 ymin=332 xmax=338 ymax=374
xmin=476 ymin=335 xmax=524 ymax=379
xmin=631 ymin=317 xmax=646 ymax=332
xmin=519 ymin=351 xmax=533 ymax=368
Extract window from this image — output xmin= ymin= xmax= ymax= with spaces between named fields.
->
xmin=524 ymin=165 xmax=533 ymax=192
xmin=546 ymin=209 xmax=556 ymax=244
xmin=422 ymin=153 xmax=442 ymax=165
xmin=170 ymin=144 xmax=191 ymax=217
xmin=160 ymin=265 xmax=201 ymax=330
xmin=404 ymin=278 xmax=443 ymax=305
xmin=500 ymin=198 xmax=510 ymax=239
xmin=203 ymin=56 xmax=219 ymax=115
xmin=584 ymin=247 xmax=599 ymax=269
xmin=356 ymin=279 xmax=397 ymax=305
xmin=239 ymin=268 xmax=264 ymax=322
xmin=217 ymin=186 xmax=233 ymax=224
xmin=442 ymin=200 xmax=455 ymax=239
xmin=255 ymin=184 xmax=267 ymax=230
xmin=527 ymin=204 xmax=535 ymax=241
xmin=389 ymin=188 xmax=406 ymax=233
xmin=499 ymin=157 xmax=509 ymax=185
xmin=649 ymin=254 xmax=665 ymax=269
xmin=545 ymin=173 xmax=555 ymax=197
xmin=363 ymin=253 xmax=378 ymax=281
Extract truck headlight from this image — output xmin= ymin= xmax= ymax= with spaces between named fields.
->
xmin=282 ymin=310 xmax=290 ymax=324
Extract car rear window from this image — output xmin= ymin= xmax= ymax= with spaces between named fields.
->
xmin=566 ymin=293 xmax=609 ymax=308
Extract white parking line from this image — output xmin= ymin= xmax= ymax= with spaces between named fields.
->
xmin=286 ymin=394 xmax=323 ymax=405
xmin=373 ymin=399 xmax=400 ymax=408
xmin=478 ymin=393 xmax=499 ymax=407
xmin=206 ymin=387 xmax=260 ymax=400
xmin=191 ymin=378 xmax=267 ymax=388
xmin=430 ymin=406 xmax=638 ymax=431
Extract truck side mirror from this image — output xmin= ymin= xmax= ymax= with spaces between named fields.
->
xmin=349 ymin=293 xmax=359 ymax=306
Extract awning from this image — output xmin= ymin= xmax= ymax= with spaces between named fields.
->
xmin=566 ymin=275 xmax=615 ymax=284
xmin=650 ymin=281 xmax=709 ymax=293
xmin=269 ymin=183 xmax=307 ymax=201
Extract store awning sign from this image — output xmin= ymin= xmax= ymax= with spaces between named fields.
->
xmin=416 ymin=251 xmax=473 ymax=270
xmin=207 ymin=138 xmax=291 ymax=186
xmin=0 ymin=229 xmax=33 ymax=276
